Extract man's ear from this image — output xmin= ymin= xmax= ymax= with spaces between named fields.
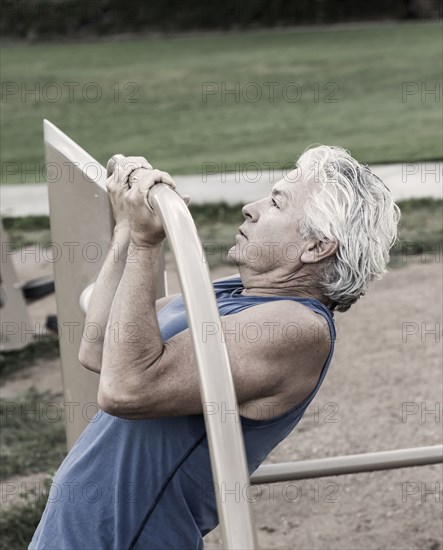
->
xmin=300 ymin=239 xmax=338 ymax=264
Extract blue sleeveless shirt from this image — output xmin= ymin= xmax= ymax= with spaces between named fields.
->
xmin=30 ymin=276 xmax=335 ymax=550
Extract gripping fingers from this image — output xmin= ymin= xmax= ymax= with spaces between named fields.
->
xmin=106 ymin=154 xmax=125 ymax=178
xmin=108 ymin=155 xmax=153 ymax=189
xmin=144 ymin=171 xmax=178 ymax=212
xmin=125 ymin=169 xmax=177 ymax=212
xmin=128 ymin=168 xmax=177 ymax=191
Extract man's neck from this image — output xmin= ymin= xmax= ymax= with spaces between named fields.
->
xmin=238 ymin=270 xmax=334 ymax=309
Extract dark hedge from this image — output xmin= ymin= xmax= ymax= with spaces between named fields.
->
xmin=2 ymin=0 xmax=441 ymax=41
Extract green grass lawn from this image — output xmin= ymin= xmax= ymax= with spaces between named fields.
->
xmin=0 ymin=486 xmax=50 ymax=550
xmin=0 ymin=388 xmax=66 ymax=480
xmin=1 ymin=22 xmax=442 ymax=184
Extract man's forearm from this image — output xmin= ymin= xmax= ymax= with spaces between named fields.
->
xmin=99 ymin=242 xmax=164 ymax=398
xmin=78 ymin=225 xmax=130 ymax=371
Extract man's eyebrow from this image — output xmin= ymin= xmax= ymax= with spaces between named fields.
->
xmin=271 ymin=188 xmax=291 ymax=204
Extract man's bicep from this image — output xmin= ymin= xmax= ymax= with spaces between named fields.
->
xmin=130 ymin=304 xmax=297 ymax=419
xmin=103 ymin=301 xmax=329 ymax=420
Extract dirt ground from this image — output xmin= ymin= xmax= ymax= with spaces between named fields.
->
xmin=2 ymin=249 xmax=442 ymax=550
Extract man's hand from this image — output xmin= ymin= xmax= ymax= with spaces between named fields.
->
xmin=107 ymin=155 xmax=190 ymax=248
xmin=124 ymin=167 xmax=190 ymax=248
xmin=106 ymin=155 xmax=153 ymax=229
xmin=124 ymin=168 xmax=177 ymax=247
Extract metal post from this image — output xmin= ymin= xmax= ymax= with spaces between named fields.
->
xmin=251 ymin=445 xmax=443 ymax=484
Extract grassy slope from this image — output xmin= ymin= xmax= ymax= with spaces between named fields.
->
xmin=1 ymin=22 xmax=442 ymax=184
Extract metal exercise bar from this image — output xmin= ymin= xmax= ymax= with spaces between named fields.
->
xmin=144 ymin=182 xmax=258 ymax=548
xmin=251 ymin=445 xmax=443 ymax=484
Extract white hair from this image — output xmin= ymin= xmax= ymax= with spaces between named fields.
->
xmin=296 ymin=145 xmax=401 ymax=312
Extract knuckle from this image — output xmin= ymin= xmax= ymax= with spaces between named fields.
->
xmin=115 ymin=157 xmax=125 ymax=170
xmin=124 ymin=161 xmax=139 ymax=171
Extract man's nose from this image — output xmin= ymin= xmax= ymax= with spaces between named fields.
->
xmin=242 ymin=199 xmax=261 ymax=221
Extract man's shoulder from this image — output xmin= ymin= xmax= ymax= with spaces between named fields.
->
xmin=230 ymin=299 xmax=332 ymax=419
xmin=212 ymin=273 xmax=240 ymax=283
xmin=226 ymin=298 xmax=330 ymax=348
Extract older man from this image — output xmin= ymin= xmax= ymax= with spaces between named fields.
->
xmin=30 ymin=145 xmax=400 ymax=549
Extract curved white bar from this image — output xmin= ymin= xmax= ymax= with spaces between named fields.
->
xmin=148 ymin=183 xmax=257 ymax=548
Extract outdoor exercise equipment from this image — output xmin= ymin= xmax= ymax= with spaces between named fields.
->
xmin=1 ymin=219 xmax=55 ymax=351
xmin=44 ymin=120 xmax=442 ymax=550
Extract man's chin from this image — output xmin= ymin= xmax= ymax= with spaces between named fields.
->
xmin=227 ymin=245 xmax=241 ymax=265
